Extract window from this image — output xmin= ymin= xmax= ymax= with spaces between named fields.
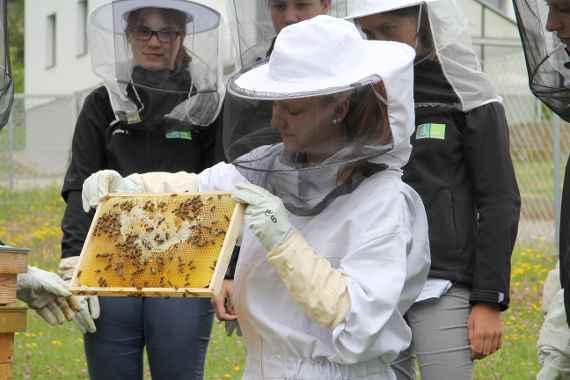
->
xmin=77 ymin=0 xmax=88 ymax=56
xmin=46 ymin=13 xmax=56 ymax=69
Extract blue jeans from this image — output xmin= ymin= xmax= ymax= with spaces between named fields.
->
xmin=84 ymin=297 xmax=214 ymax=380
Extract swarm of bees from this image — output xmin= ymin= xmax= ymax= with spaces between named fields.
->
xmin=79 ymin=193 xmax=235 ymax=292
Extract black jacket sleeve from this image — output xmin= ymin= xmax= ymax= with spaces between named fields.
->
xmin=560 ymin=160 xmax=570 ymax=325
xmin=60 ymin=89 xmax=110 ymax=258
xmin=224 ymin=246 xmax=240 ymax=280
xmin=61 ymin=192 xmax=95 ymax=258
xmin=212 ymin=105 xmax=240 ymax=279
xmin=463 ymin=102 xmax=521 ymax=310
xmin=199 ymin=112 xmax=226 ymax=168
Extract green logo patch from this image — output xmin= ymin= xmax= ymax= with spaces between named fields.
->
xmin=416 ymin=123 xmax=446 ymax=140
xmin=165 ymin=131 xmax=193 ymax=141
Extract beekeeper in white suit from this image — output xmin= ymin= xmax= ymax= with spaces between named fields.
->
xmin=81 ymin=15 xmax=430 ymax=379
xmin=513 ymin=0 xmax=570 ymax=378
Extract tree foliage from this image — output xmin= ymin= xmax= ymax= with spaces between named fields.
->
xmin=8 ymin=0 xmax=23 ymax=93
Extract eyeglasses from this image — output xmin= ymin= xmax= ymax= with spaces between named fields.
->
xmin=130 ymin=27 xmax=181 ymax=43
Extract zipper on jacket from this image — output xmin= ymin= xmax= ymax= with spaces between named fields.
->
xmin=450 ymin=191 xmax=458 ymax=250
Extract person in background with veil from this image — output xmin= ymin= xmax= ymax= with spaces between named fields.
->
xmin=57 ymin=1 xmax=226 ymax=379
xmin=343 ymin=1 xmax=521 ymax=379
xmin=513 ymin=0 xmax=570 ymax=378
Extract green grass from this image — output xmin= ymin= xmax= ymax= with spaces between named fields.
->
xmin=0 ymin=186 xmax=557 ymax=379
xmin=513 ymin=159 xmax=558 ymax=200
xmin=13 ymin=315 xmax=245 ymax=380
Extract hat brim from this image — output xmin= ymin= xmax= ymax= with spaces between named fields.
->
xmin=228 ymin=40 xmax=415 ymax=101
xmin=91 ymin=0 xmax=220 ymax=34
xmin=344 ymin=0 xmax=439 ymax=21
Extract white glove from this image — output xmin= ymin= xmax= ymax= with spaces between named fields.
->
xmin=72 ymin=296 xmax=100 ymax=334
xmin=16 ymin=266 xmax=81 ymax=326
xmin=58 ymin=257 xmax=99 ymax=334
xmin=82 ymin=169 xmax=143 ymax=212
xmin=231 ymin=183 xmax=292 ymax=251
xmin=127 ymin=171 xmax=199 ymax=193
xmin=82 ymin=170 xmax=200 ymax=213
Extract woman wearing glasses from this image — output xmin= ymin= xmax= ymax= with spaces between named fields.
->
xmin=57 ymin=1 xmax=225 ymax=379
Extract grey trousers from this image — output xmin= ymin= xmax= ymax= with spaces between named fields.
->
xmin=392 ymin=286 xmax=474 ymax=380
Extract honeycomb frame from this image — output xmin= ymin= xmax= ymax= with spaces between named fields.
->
xmin=69 ymin=192 xmax=243 ymax=298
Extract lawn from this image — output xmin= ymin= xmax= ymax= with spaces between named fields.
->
xmin=0 ymin=186 xmax=557 ymax=379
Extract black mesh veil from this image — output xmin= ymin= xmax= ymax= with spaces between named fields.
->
xmin=513 ymin=0 xmax=570 ymax=122
xmin=0 ymin=0 xmax=13 ymax=130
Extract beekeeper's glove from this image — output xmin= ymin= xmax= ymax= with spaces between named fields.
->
xmin=81 ymin=170 xmax=143 ymax=212
xmin=231 ymin=183 xmax=292 ymax=251
xmin=232 ymin=183 xmax=350 ymax=328
xmin=58 ymin=256 xmax=99 ymax=334
xmin=17 ymin=266 xmax=81 ymax=326
xmin=82 ymin=170 xmax=200 ymax=212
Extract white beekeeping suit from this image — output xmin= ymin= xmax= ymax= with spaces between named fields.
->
xmin=81 ymin=15 xmax=430 ymax=379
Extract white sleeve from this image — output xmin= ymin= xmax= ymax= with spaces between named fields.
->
xmin=329 ymin=190 xmax=430 ymax=365
xmin=126 ymin=162 xmax=248 ymax=194
xmin=198 ymin=162 xmax=249 ymax=192
xmin=127 ymin=171 xmax=199 ymax=193
xmin=329 ymin=228 xmax=411 ymax=365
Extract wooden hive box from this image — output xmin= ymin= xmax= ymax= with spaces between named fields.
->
xmin=0 ymin=307 xmax=27 ymax=333
xmin=0 ymin=246 xmax=29 ymax=306
xmin=69 ymin=192 xmax=243 ymax=298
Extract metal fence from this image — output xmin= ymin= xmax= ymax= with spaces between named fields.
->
xmin=0 ymin=92 xmax=87 ymax=190
xmin=470 ymin=0 xmax=566 ymax=248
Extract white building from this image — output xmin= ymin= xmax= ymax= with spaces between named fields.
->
xmin=25 ymin=0 xmax=101 ymax=96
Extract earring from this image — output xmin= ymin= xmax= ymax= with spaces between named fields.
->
xmin=332 ymin=119 xmax=339 ymax=125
